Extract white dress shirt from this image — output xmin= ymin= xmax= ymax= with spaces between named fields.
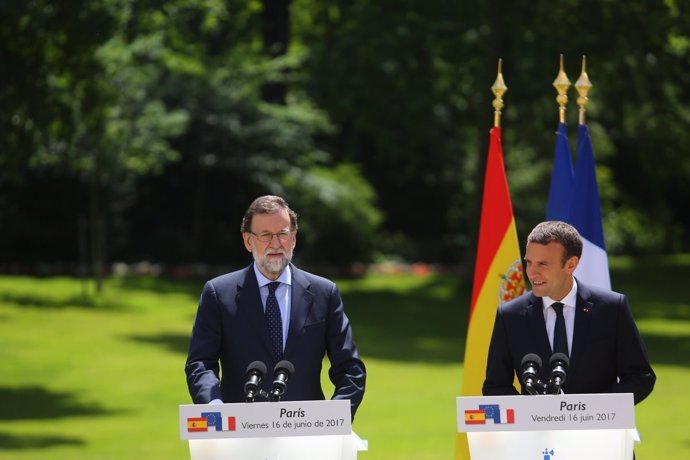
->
xmin=542 ymin=278 xmax=578 ymax=355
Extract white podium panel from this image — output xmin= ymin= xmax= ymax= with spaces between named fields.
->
xmin=456 ymin=393 xmax=636 ymax=460
xmin=179 ymin=400 xmax=367 ymax=460
xmin=188 ymin=433 xmax=368 ymax=460
xmin=466 ymin=429 xmax=634 ymax=460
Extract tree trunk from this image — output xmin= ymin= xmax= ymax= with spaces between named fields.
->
xmin=260 ymin=0 xmax=291 ymax=104
xmin=89 ymin=169 xmax=106 ymax=293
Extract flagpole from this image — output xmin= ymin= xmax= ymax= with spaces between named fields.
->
xmin=456 ymin=58 xmax=526 ymax=460
xmin=571 ymin=56 xmax=612 ymax=290
xmin=575 ymin=55 xmax=592 ymax=125
xmin=553 ymin=54 xmax=571 ymax=124
xmin=491 ymin=59 xmax=507 ymax=128
xmin=546 ymin=56 xmax=575 ymax=221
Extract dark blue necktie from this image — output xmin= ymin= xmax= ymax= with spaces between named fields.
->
xmin=552 ymin=302 xmax=568 ymax=357
xmin=265 ymin=282 xmax=283 ymax=360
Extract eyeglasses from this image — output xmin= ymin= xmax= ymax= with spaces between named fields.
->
xmin=249 ymin=230 xmax=294 ymax=243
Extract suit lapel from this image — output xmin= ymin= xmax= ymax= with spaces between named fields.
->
xmin=284 ymin=265 xmax=314 ymax=357
xmin=526 ymin=293 xmax=553 ymax=359
xmin=236 ymin=266 xmax=274 ymax=357
xmin=570 ymin=283 xmax=594 ymax=378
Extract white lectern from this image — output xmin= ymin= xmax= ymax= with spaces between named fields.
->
xmin=179 ymin=400 xmax=367 ymax=460
xmin=456 ymin=393 xmax=636 ymax=460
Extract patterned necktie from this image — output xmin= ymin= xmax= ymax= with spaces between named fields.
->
xmin=265 ymin=282 xmax=283 ymax=360
xmin=552 ymin=302 xmax=569 ymax=357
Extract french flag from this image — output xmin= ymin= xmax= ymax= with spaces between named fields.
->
xmin=500 ymin=409 xmax=515 ymax=424
xmin=570 ymin=124 xmax=611 ymax=290
xmin=479 ymin=404 xmax=515 ymax=424
xmin=545 ymin=122 xmax=574 ymax=222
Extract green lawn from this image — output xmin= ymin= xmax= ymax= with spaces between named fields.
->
xmin=0 ymin=256 xmax=689 ymax=459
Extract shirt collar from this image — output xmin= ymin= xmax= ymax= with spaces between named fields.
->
xmin=253 ymin=263 xmax=292 ymax=288
xmin=542 ymin=277 xmax=578 ymax=311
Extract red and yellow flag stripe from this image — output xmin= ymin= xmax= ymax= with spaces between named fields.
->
xmin=455 ymin=127 xmax=525 ymax=459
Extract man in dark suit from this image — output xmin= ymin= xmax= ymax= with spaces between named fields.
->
xmin=483 ymin=221 xmax=655 ymax=404
xmin=185 ymin=195 xmax=366 ymax=419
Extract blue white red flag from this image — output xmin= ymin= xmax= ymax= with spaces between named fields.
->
xmin=570 ymin=124 xmax=611 ymax=290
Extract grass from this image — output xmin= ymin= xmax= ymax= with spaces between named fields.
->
xmin=0 ymin=256 xmax=689 ymax=459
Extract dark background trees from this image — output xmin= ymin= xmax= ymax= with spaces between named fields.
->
xmin=1 ymin=0 xmax=689 ymax=281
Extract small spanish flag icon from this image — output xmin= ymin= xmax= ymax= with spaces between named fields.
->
xmin=187 ymin=417 xmax=208 ymax=432
xmin=464 ymin=410 xmax=486 ymax=425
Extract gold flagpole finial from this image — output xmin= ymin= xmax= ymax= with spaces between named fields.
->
xmin=553 ymin=54 xmax=571 ymax=124
xmin=491 ymin=59 xmax=507 ymax=128
xmin=575 ymin=55 xmax=593 ymax=125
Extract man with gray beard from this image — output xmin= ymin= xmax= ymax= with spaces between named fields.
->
xmin=185 ymin=195 xmax=366 ymax=420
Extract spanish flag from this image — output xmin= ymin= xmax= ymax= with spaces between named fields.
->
xmin=464 ymin=409 xmax=486 ymax=425
xmin=455 ymin=126 xmax=526 ymax=459
xmin=187 ymin=417 xmax=208 ymax=432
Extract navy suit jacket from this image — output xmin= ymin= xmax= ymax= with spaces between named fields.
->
xmin=185 ymin=264 xmax=366 ymax=418
xmin=482 ymin=280 xmax=655 ymax=404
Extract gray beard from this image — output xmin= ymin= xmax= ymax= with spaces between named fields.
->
xmin=254 ymin=249 xmax=292 ymax=276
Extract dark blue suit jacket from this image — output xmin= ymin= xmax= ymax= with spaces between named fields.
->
xmin=482 ymin=280 xmax=655 ymax=404
xmin=185 ymin=264 xmax=366 ymax=418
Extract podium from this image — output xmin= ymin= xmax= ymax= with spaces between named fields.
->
xmin=179 ymin=399 xmax=367 ymax=460
xmin=456 ymin=393 xmax=637 ymax=460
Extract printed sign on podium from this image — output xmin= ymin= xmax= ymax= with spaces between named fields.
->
xmin=456 ymin=393 xmax=636 ymax=460
xmin=179 ymin=400 xmax=367 ymax=460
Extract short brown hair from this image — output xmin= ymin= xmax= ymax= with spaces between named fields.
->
xmin=527 ymin=221 xmax=583 ymax=264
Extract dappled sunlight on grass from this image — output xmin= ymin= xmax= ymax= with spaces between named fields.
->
xmin=0 ymin=275 xmax=200 ymax=312
xmin=1 ymin=260 xmax=690 ymax=459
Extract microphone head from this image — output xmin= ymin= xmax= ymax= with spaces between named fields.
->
xmin=548 ymin=352 xmax=569 ymax=391
xmin=549 ymin=353 xmax=569 ymax=369
xmin=274 ymin=360 xmax=295 ymax=377
xmin=247 ymin=360 xmax=267 ymax=376
xmin=521 ymin=353 xmax=542 ymax=369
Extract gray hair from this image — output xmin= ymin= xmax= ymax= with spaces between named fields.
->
xmin=240 ymin=195 xmax=299 ymax=233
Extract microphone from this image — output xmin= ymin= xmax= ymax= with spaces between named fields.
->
xmin=520 ymin=353 xmax=543 ymax=395
xmin=269 ymin=360 xmax=295 ymax=402
xmin=547 ymin=352 xmax=569 ymax=395
xmin=244 ymin=361 xmax=267 ymax=402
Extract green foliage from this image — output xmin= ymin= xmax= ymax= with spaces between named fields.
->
xmin=284 ymin=163 xmax=383 ymax=266
xmin=2 ymin=0 xmax=690 ymax=269
xmin=99 ymin=36 xmax=189 ymax=171
xmin=0 ymin=0 xmax=116 ymax=178
xmin=296 ymin=0 xmax=486 ymax=262
xmin=1 ymin=0 xmax=380 ymax=268
xmin=294 ymin=0 xmax=690 ymax=258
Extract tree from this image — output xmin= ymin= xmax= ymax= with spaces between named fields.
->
xmin=100 ymin=0 xmax=382 ymax=269
xmin=3 ymin=0 xmax=689 ymax=277
xmin=294 ymin=0 xmax=690 ymax=261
